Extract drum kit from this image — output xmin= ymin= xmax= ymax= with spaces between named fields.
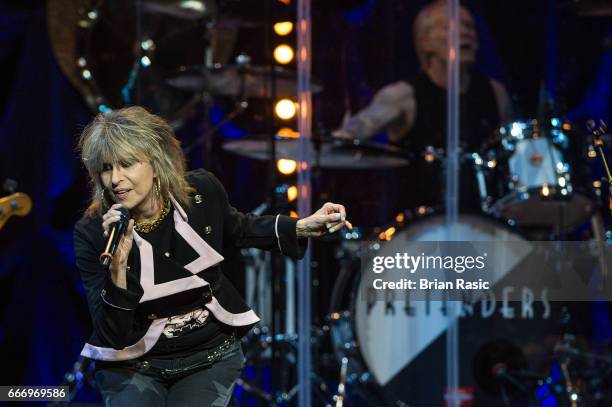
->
xmin=223 ymin=118 xmax=610 ymax=404
xmin=46 ymin=0 xmax=612 ymax=406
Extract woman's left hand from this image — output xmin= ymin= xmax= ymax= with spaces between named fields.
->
xmin=296 ymin=202 xmax=352 ymax=238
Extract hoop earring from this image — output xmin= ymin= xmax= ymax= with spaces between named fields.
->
xmin=99 ymin=187 xmax=111 ymax=207
xmin=155 ymin=177 xmax=161 ymax=202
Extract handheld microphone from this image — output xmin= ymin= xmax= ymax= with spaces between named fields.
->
xmin=99 ymin=207 xmax=130 ymax=268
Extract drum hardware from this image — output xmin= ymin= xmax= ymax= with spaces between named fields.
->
xmin=473 ymin=339 xmax=534 ymax=406
xmin=166 ymin=64 xmax=324 ymax=99
xmin=238 ymin=324 xmax=336 ymax=406
xmin=586 ymin=119 xmax=611 ymax=240
xmin=467 ymin=152 xmax=495 ymax=213
xmin=238 ymin=202 xmax=341 ymax=406
xmin=141 ymin=0 xmax=218 ymax=21
xmin=182 ymin=55 xmax=253 ymax=157
xmin=471 ymin=306 xmax=612 ymax=407
xmin=50 ymin=357 xmax=96 ymax=406
xmin=56 ymin=0 xmax=222 ymax=126
xmin=223 ymin=137 xmax=411 ymax=169
xmin=421 ymin=145 xmax=445 ymax=163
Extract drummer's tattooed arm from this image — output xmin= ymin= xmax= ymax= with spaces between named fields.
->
xmin=333 ymin=81 xmax=416 ymax=143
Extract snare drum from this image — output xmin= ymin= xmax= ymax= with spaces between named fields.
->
xmin=479 ymin=119 xmax=595 ymax=230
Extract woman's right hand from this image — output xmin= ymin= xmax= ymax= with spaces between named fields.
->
xmin=101 ymin=204 xmax=134 ymax=289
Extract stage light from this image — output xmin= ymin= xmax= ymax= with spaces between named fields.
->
xmin=274 ymin=44 xmax=294 ymax=64
xmin=558 ymin=177 xmax=566 ymax=187
xmin=181 ymin=0 xmax=206 ymax=12
xmin=277 ymin=159 xmax=297 ymax=175
xmin=287 ymin=185 xmax=298 ymax=201
xmin=587 ymin=146 xmax=597 ymax=158
xmin=510 ymin=122 xmax=522 ymax=137
xmin=593 ymin=180 xmax=602 ymax=188
xmin=275 ymin=99 xmax=297 ymax=120
xmin=82 ymin=69 xmax=92 ymax=80
xmin=140 ymin=56 xmax=152 ymax=67
xmin=274 ymin=22 xmax=293 ymax=36
xmin=141 ymin=39 xmax=155 ymax=51
xmin=277 ymin=127 xmax=299 ymax=138
xmin=289 ymin=210 xmax=298 ymax=218
xmin=541 ymin=183 xmax=550 ymax=197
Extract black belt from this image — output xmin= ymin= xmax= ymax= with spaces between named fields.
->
xmin=153 ymin=335 xmax=237 ymax=378
xmin=96 ymin=334 xmax=238 ymax=378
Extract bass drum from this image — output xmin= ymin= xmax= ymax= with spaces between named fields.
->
xmin=328 ymin=213 xmax=526 ymax=405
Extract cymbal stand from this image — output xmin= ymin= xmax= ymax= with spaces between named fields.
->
xmin=586 ymin=120 xmax=611 ymax=288
xmin=333 ymin=356 xmax=349 ymax=407
xmin=587 ymin=119 xmax=612 ymax=240
xmin=183 ymin=54 xmax=251 ymax=158
xmin=50 ymin=357 xmax=96 ymax=406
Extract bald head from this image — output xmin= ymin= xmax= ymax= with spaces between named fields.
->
xmin=413 ymin=1 xmax=478 ymax=70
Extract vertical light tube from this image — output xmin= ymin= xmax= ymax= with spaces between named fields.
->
xmin=296 ymin=1 xmax=312 ymax=407
xmin=445 ymin=0 xmax=460 ymax=405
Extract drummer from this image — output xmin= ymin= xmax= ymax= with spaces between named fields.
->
xmin=334 ymin=0 xmax=513 ymax=211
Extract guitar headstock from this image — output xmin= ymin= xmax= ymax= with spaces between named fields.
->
xmin=0 ymin=192 xmax=32 ymax=231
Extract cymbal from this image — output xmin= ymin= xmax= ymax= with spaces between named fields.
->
xmin=222 ymin=138 xmax=411 ymax=169
xmin=575 ymin=0 xmax=612 ymax=16
xmin=142 ymin=0 xmax=217 ymax=20
xmin=166 ymin=65 xmax=323 ymax=98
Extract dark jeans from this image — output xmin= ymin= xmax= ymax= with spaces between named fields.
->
xmin=94 ymin=341 xmax=245 ymax=407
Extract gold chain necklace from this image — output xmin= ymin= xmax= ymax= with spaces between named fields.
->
xmin=134 ymin=198 xmax=171 ymax=234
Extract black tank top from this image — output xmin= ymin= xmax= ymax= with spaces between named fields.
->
xmin=402 ymin=71 xmax=501 ymax=212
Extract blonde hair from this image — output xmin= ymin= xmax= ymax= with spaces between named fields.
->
xmin=78 ymin=106 xmax=194 ymax=216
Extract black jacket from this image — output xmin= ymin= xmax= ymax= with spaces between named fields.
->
xmin=74 ymin=169 xmax=306 ymax=361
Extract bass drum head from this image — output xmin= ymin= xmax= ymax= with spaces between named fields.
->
xmin=330 ymin=214 xmax=526 ymax=405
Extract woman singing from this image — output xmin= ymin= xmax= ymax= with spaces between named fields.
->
xmin=74 ymin=106 xmax=351 ymax=406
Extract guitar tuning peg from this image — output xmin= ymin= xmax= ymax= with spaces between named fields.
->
xmin=2 ymin=179 xmax=17 ymax=195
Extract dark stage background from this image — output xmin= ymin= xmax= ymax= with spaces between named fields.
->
xmin=0 ymin=0 xmax=611 ymax=404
